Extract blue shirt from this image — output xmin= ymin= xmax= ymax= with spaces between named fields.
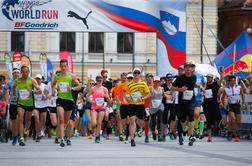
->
xmin=194 ymin=72 xmax=205 ymax=102
xmin=4 ymin=79 xmax=19 ymax=105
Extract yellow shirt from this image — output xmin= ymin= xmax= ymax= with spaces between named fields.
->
xmin=125 ymin=80 xmax=150 ymax=105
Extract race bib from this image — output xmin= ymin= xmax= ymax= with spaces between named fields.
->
xmin=95 ymin=98 xmax=104 ymax=106
xmin=182 ymin=90 xmax=193 ymax=100
xmin=131 ymin=91 xmax=142 ymax=102
xmin=151 ymin=99 xmax=161 ymax=108
xmin=34 ymin=94 xmax=43 ymax=101
xmin=229 ymin=95 xmax=239 ymax=104
xmin=204 ymin=89 xmax=213 ymax=99
xmin=19 ymin=89 xmax=30 ymax=100
xmin=77 ymin=103 xmax=83 ymax=110
xmin=108 ymin=107 xmax=114 ymax=113
xmin=165 ymin=92 xmax=174 ymax=104
xmin=59 ymin=82 xmax=70 ymax=93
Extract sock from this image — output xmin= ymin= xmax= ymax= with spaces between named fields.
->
xmin=199 ymin=121 xmax=204 ymax=135
xmin=144 ymin=126 xmax=149 ymax=137
xmin=194 ymin=118 xmax=199 ymax=129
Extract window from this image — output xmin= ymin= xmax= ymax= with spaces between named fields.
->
xmin=11 ymin=32 xmax=25 ymax=52
xmin=89 ymin=32 xmax=104 ymax=53
xmin=117 ymin=33 xmax=133 ymax=53
xmin=60 ymin=32 xmax=76 ymax=52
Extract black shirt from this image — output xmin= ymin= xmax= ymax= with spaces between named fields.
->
xmin=172 ymin=74 xmax=196 ymax=104
xmin=203 ymin=81 xmax=220 ymax=105
xmin=102 ymin=80 xmax=112 ymax=92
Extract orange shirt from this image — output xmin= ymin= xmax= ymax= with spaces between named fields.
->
xmin=116 ymin=81 xmax=129 ymax=106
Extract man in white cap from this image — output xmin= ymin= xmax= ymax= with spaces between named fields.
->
xmin=124 ymin=67 xmax=151 ymax=147
xmin=3 ymin=68 xmax=20 ymax=145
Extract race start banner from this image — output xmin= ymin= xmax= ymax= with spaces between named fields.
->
xmin=0 ymin=0 xmax=186 ymax=76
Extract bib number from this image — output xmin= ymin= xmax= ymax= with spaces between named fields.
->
xmin=152 ymin=99 xmax=161 ymax=108
xmin=182 ymin=90 xmax=193 ymax=100
xmin=204 ymin=89 xmax=213 ymax=99
xmin=19 ymin=89 xmax=30 ymax=100
xmin=59 ymin=82 xmax=70 ymax=93
xmin=95 ymin=98 xmax=104 ymax=106
xmin=131 ymin=92 xmax=142 ymax=102
xmin=229 ymin=96 xmax=239 ymax=104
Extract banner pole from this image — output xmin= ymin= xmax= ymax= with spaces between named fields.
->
xmin=82 ymin=32 xmax=84 ymax=83
xmin=232 ymin=43 xmax=236 ymax=75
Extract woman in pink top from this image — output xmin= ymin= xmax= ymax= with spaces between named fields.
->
xmin=88 ymin=76 xmax=110 ymax=143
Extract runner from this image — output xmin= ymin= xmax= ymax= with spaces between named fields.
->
xmin=124 ymin=67 xmax=150 ymax=147
xmin=33 ymin=74 xmax=49 ymax=142
xmin=88 ymin=75 xmax=110 ymax=143
xmin=16 ymin=65 xmax=41 ymax=146
xmin=51 ymin=59 xmax=80 ymax=147
xmin=116 ymin=72 xmax=131 ymax=143
xmin=162 ymin=73 xmax=176 ymax=141
xmin=172 ymin=62 xmax=197 ymax=146
xmin=149 ymin=76 xmax=164 ymax=142
xmin=202 ymin=74 xmax=222 ymax=142
xmin=83 ymin=78 xmax=95 ymax=139
xmin=222 ymin=75 xmax=245 ymax=142
xmin=3 ymin=68 xmax=20 ymax=145
xmin=190 ymin=61 xmax=206 ymax=139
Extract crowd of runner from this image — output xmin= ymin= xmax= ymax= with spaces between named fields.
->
xmin=0 ymin=59 xmax=251 ymax=147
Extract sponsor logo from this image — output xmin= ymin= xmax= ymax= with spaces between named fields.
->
xmin=224 ymin=54 xmax=252 ymax=75
xmin=1 ymin=0 xmax=58 ymax=30
xmin=67 ymin=10 xmax=92 ymax=29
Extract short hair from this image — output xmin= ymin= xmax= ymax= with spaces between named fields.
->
xmin=228 ymin=75 xmax=236 ymax=81
xmin=121 ymin=72 xmax=127 ymax=77
xmin=60 ymin=59 xmax=68 ymax=65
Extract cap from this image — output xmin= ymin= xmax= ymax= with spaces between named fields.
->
xmin=184 ymin=62 xmax=192 ymax=68
xmin=178 ymin=65 xmax=184 ymax=70
xmin=166 ymin=73 xmax=173 ymax=79
xmin=127 ymin=73 xmax=133 ymax=78
xmin=96 ymin=75 xmax=103 ymax=81
xmin=206 ymin=74 xmax=213 ymax=78
xmin=133 ymin=67 xmax=141 ymax=73
xmin=188 ymin=60 xmax=196 ymax=67
xmin=153 ymin=76 xmax=160 ymax=82
xmin=146 ymin=73 xmax=154 ymax=80
xmin=35 ymin=74 xmax=42 ymax=79
xmin=12 ymin=68 xmax=20 ymax=73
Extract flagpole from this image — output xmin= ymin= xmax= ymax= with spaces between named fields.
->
xmin=232 ymin=44 xmax=236 ymax=75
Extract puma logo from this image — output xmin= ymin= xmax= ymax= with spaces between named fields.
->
xmin=67 ymin=11 xmax=92 ymax=29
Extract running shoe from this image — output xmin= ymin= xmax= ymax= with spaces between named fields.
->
xmin=19 ymin=138 xmax=26 ymax=146
xmin=207 ymin=136 xmax=212 ymax=142
xmin=119 ymin=134 xmax=124 ymax=142
xmin=66 ymin=139 xmax=71 ymax=145
xmin=89 ymin=134 xmax=93 ymax=139
xmin=74 ymin=130 xmax=79 ymax=138
xmin=12 ymin=136 xmax=18 ymax=146
xmin=95 ymin=136 xmax=100 ymax=143
xmin=131 ymin=139 xmax=136 ymax=147
xmin=162 ymin=134 xmax=166 ymax=142
xmin=169 ymin=133 xmax=175 ymax=140
xmin=158 ymin=135 xmax=163 ymax=142
xmin=145 ymin=136 xmax=149 ymax=143
xmin=55 ymin=137 xmax=59 ymax=144
xmin=137 ymin=130 xmax=143 ymax=137
xmin=124 ymin=138 xmax=128 ymax=144
xmin=234 ymin=136 xmax=239 ymax=142
xmin=35 ymin=136 xmax=40 ymax=143
xmin=51 ymin=129 xmax=57 ymax=137
xmin=178 ymin=136 xmax=184 ymax=145
xmin=188 ymin=136 xmax=196 ymax=146
xmin=24 ymin=129 xmax=28 ymax=142
xmin=60 ymin=139 xmax=65 ymax=147
xmin=227 ymin=132 xmax=232 ymax=141
xmin=199 ymin=134 xmax=204 ymax=140
xmin=152 ymin=132 xmax=157 ymax=141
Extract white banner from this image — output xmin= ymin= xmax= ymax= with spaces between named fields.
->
xmin=0 ymin=0 xmax=186 ymax=76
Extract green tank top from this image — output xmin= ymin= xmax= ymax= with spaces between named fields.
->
xmin=56 ymin=72 xmax=73 ymax=101
xmin=17 ymin=77 xmax=34 ymax=106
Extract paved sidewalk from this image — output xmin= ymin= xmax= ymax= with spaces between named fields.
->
xmin=0 ymin=137 xmax=252 ymax=166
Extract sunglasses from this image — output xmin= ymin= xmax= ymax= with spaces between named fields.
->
xmin=133 ymin=71 xmax=141 ymax=75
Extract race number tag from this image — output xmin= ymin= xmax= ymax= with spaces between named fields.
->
xmin=77 ymin=103 xmax=83 ymax=110
xmin=95 ymin=98 xmax=104 ymax=106
xmin=204 ymin=89 xmax=213 ymax=99
xmin=19 ymin=89 xmax=30 ymax=100
xmin=34 ymin=94 xmax=43 ymax=101
xmin=182 ymin=90 xmax=193 ymax=100
xmin=131 ymin=92 xmax=142 ymax=102
xmin=59 ymin=82 xmax=70 ymax=93
xmin=165 ymin=91 xmax=174 ymax=104
xmin=151 ymin=99 xmax=161 ymax=108
xmin=229 ymin=96 xmax=239 ymax=104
